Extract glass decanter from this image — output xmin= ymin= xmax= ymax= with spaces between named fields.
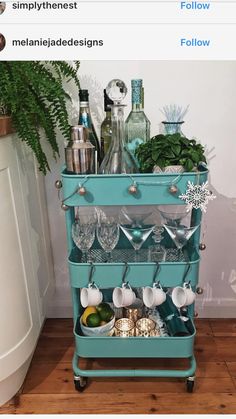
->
xmin=99 ymin=79 xmax=138 ymax=174
xmin=148 ymin=226 xmax=166 ymax=262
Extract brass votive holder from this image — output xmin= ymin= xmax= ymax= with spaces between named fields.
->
xmin=123 ymin=307 xmax=140 ymax=323
xmin=135 ymin=318 xmax=159 ymax=337
xmin=114 ymin=318 xmax=135 ymax=337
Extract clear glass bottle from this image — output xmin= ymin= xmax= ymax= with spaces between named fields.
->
xmin=78 ymin=89 xmax=101 ymax=171
xmin=99 ymin=79 xmax=138 ymax=174
xmin=125 ymin=79 xmax=150 ymax=158
xmin=100 ymin=89 xmax=113 ymax=157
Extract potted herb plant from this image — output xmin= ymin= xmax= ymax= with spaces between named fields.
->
xmin=0 ymin=61 xmax=80 ymax=174
xmin=135 ymin=132 xmax=207 ymax=173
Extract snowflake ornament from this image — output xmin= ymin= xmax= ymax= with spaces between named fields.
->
xmin=179 ymin=181 xmax=216 ymax=212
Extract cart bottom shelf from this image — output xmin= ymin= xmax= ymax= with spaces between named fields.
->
xmin=74 ymin=317 xmax=196 ymax=359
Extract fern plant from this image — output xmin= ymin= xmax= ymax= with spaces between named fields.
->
xmin=0 ymin=61 xmax=80 ymax=174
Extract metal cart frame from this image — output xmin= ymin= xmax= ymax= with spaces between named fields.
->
xmin=61 ymin=168 xmax=207 ymax=392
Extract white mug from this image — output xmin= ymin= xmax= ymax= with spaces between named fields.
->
xmin=172 ymin=283 xmax=196 ymax=308
xmin=81 ymin=283 xmax=103 ymax=308
xmin=143 ymin=283 xmax=166 ymax=308
xmin=112 ymin=283 xmax=136 ymax=308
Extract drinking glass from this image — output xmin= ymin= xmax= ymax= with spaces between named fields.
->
xmin=96 ymin=212 xmax=120 ymax=262
xmin=163 ymin=224 xmax=200 ymax=251
xmin=71 ymin=212 xmax=96 ymax=262
xmin=158 ymin=205 xmax=190 ymax=227
xmin=119 ymin=207 xmax=154 ymax=262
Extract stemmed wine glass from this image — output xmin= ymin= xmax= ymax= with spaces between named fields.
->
xmin=96 ymin=208 xmax=120 ymax=262
xmin=119 ymin=207 xmax=155 ymax=262
xmin=71 ymin=210 xmax=96 ymax=263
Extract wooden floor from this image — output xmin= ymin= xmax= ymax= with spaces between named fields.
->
xmin=1 ymin=318 xmax=236 ymax=414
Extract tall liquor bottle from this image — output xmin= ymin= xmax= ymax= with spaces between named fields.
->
xmin=78 ymin=89 xmax=101 ymax=171
xmin=125 ymin=79 xmax=150 ymax=158
xmin=100 ymin=89 xmax=113 ymax=156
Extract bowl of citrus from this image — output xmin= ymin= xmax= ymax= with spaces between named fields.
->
xmin=80 ymin=303 xmax=115 ymax=337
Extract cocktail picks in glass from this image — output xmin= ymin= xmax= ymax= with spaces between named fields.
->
xmin=160 ymin=104 xmax=189 ymax=123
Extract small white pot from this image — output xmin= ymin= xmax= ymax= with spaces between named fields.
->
xmin=153 ymin=165 xmax=185 ymax=174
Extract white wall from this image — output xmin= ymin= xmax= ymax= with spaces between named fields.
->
xmin=45 ymin=60 xmax=236 ymax=318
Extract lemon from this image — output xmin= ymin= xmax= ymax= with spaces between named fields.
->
xmin=81 ymin=306 xmax=97 ymax=326
xmin=86 ymin=313 xmax=101 ymax=327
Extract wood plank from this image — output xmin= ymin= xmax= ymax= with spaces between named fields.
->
xmin=227 ymin=362 xmax=236 ymax=378
xmin=32 ymin=337 xmax=74 ymax=363
xmin=214 ymin=337 xmax=236 ymax=362
xmin=22 ymin=361 xmax=232 ymax=395
xmin=1 ymin=392 xmax=236 ymax=414
xmin=194 ymin=336 xmax=236 ymax=362
xmin=210 ymin=319 xmax=236 ymax=337
xmin=41 ymin=319 xmax=73 ymax=338
xmin=195 ymin=319 xmax=213 ymax=336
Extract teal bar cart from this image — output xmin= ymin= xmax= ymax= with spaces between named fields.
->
xmin=60 ymin=167 xmax=208 ymax=393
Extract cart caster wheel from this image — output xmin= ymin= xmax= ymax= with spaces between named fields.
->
xmin=186 ymin=377 xmax=195 ymax=393
xmin=74 ymin=376 xmax=87 ymax=392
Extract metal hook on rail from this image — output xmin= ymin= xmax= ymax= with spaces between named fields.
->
xmin=121 ymin=262 xmax=130 ymax=286
xmin=152 ymin=262 xmax=161 ymax=285
xmin=88 ymin=262 xmax=96 ymax=286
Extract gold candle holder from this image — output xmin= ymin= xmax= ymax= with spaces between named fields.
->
xmin=135 ymin=318 xmax=159 ymax=337
xmin=123 ymin=307 xmax=142 ymax=323
xmin=114 ymin=318 xmax=135 ymax=337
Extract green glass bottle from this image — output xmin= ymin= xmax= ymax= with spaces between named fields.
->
xmin=100 ymin=89 xmax=113 ymax=156
xmin=78 ymin=89 xmax=101 ymax=171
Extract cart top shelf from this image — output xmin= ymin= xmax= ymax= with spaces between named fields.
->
xmin=61 ymin=166 xmax=208 ymax=207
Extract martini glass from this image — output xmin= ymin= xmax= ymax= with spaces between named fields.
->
xmin=163 ymin=224 xmax=200 ymax=261
xmin=158 ymin=205 xmax=190 ymax=227
xmin=121 ymin=206 xmax=154 ymax=228
xmin=119 ymin=208 xmax=154 ymax=262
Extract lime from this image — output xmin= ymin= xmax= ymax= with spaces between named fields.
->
xmin=86 ymin=313 xmax=101 ymax=327
xmin=96 ymin=303 xmax=114 ymax=322
xmin=81 ymin=306 xmax=97 ymax=326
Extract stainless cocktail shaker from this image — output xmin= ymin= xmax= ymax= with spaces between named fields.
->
xmin=65 ymin=125 xmax=95 ymax=174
